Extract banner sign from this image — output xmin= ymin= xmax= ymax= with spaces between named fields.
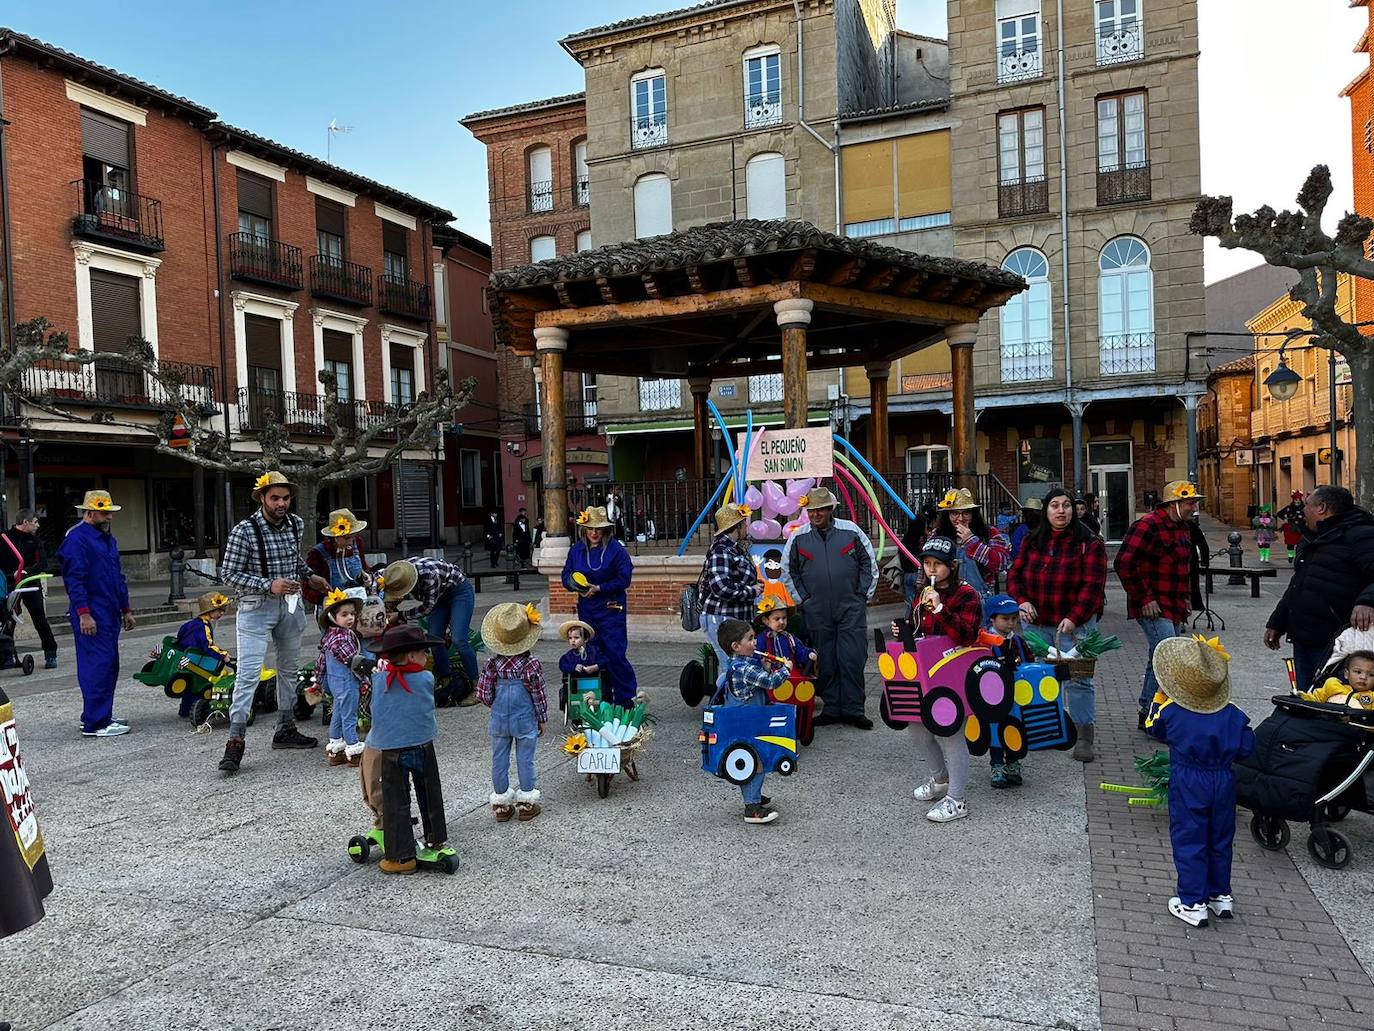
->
xmin=740 ymin=427 xmax=833 ymax=480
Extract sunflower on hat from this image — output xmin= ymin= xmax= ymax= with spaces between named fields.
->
xmin=253 ymin=473 xmax=273 ymax=492
xmin=330 ymin=514 xmax=354 ymax=537
xmin=576 ymin=510 xmax=591 ymax=526
xmin=937 ymin=489 xmax=960 ymax=510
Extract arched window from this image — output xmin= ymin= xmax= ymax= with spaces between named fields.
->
xmin=527 ymin=146 xmax=552 ymax=213
xmin=745 ymin=152 xmax=785 ymax=220
xmin=1098 ymin=235 xmax=1154 ymax=374
xmin=999 ymin=247 xmax=1052 ymax=382
xmin=529 ymin=235 xmax=556 ymax=263
xmin=633 ymin=173 xmax=672 ymax=239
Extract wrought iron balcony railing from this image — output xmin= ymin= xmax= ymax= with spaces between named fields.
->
xmin=18 ymin=354 xmax=216 ymax=409
xmin=1097 ymin=161 xmax=1152 ymax=206
xmin=228 ymin=233 xmax=303 ymax=290
xmin=748 ymin=374 xmax=785 ymax=403
xmin=236 ymin=386 xmax=402 ymax=439
xmin=378 ymin=274 xmax=432 ymax=320
xmin=523 ymin=401 xmax=598 ymax=436
xmin=998 ymin=176 xmax=1049 ymax=218
xmin=528 ymin=179 xmax=553 ymax=213
xmin=631 ymin=116 xmax=668 ymax=150
xmin=71 ymin=179 xmax=164 ymax=253
xmin=1097 ymin=26 xmax=1145 ymax=66
xmin=999 ymin=340 xmax=1054 ymax=383
xmin=575 ymin=177 xmax=590 ymax=207
xmin=1099 ymin=333 xmax=1156 ymax=375
xmin=744 ymin=92 xmax=783 ymax=129
xmin=309 ymin=255 xmax=372 ymax=306
xmin=997 ymin=47 xmax=1042 ymax=85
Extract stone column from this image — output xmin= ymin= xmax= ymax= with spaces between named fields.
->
xmin=1181 ymin=393 xmax=1201 ymax=486
xmin=865 ymin=360 xmax=892 ymax=477
xmin=947 ymin=322 xmax=979 ymax=489
xmin=689 ymin=375 xmax=712 ymax=481
xmin=775 ymin=298 xmax=814 ymax=430
xmin=535 ymin=327 xmax=570 ymax=573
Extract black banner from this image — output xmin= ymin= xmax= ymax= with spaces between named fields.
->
xmin=0 ymin=688 xmax=52 ymax=938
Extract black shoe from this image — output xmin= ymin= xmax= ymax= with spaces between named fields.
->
xmin=1137 ymin=710 xmax=1148 ymax=731
xmin=843 ymin=714 xmax=874 ymax=730
xmin=760 ymin=795 xmax=772 ymax=806
xmin=271 ymin=724 xmax=318 ymax=750
xmin=813 ymin=712 xmax=841 ymax=726
xmin=219 ymin=737 xmax=245 ymax=773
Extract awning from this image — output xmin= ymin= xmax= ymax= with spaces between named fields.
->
xmin=605 ymin=409 xmax=832 ymax=437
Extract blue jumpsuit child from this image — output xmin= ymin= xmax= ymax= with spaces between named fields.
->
xmin=1146 ymin=636 xmax=1256 ymax=925
xmin=174 ymin=603 xmax=232 ymax=718
xmin=57 ymin=519 xmax=131 ymax=735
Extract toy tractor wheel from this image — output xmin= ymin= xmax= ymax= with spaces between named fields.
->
xmin=441 ymin=854 xmax=460 ymax=875
xmin=255 ymin=675 xmax=279 ymax=714
xmin=776 ymin=756 xmax=796 ymax=777
xmin=596 ymin=773 xmax=612 ymax=799
xmin=1307 ymin=826 xmax=1352 ymax=870
xmin=1250 ymin=814 xmax=1289 ymax=851
xmin=347 ymin=834 xmax=372 ymax=864
xmin=20 ymin=655 xmax=34 ymax=676
xmin=190 ymin=698 xmax=211 ymax=727
xmin=167 ymin=675 xmax=191 ymax=699
xmin=720 ymin=744 xmax=759 ymax=785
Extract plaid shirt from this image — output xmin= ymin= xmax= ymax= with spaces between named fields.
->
xmin=404 ymin=557 xmax=468 ymax=618
xmin=220 ymin=510 xmax=310 ymax=594
xmin=724 ymin=654 xmax=790 ymax=703
xmin=903 ymin=581 xmax=983 ymax=646
xmin=699 ymin=533 xmax=758 ymax=620
xmin=1113 ymin=508 xmax=1194 ymax=623
xmin=1007 ymin=528 xmax=1108 ymax=628
xmin=476 ymin=653 xmax=548 ymax=725
xmin=318 ymin=625 xmax=360 ymax=668
xmin=910 ymin=527 xmax=1011 ymax=590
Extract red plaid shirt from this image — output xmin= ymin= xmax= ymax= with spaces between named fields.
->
xmin=1007 ymin=528 xmax=1108 ymax=628
xmin=902 ymin=581 xmax=983 ymax=646
xmin=476 ymin=654 xmax=549 ymax=725
xmin=1113 ymin=508 xmax=1194 ymax=623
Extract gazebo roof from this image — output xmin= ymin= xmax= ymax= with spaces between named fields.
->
xmin=489 ymin=219 xmax=1024 ymax=379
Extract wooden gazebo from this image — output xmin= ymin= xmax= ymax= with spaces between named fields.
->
xmin=490 ymin=219 xmax=1024 ymax=550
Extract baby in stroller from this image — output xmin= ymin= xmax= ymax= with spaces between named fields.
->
xmin=1300 ymin=648 xmax=1374 ymax=710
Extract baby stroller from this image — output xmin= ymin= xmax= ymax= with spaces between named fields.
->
xmin=0 ymin=572 xmax=52 ymax=676
xmin=1235 ymin=648 xmax=1374 ymax=870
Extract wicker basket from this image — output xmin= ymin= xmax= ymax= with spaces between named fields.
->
xmin=1058 ymin=633 xmax=1098 ymax=681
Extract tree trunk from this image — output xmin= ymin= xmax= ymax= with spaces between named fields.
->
xmin=293 ymin=476 xmax=322 ymax=560
xmin=1349 ymin=348 xmax=1374 ymax=508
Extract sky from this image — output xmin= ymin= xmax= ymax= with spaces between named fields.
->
xmin=2 ymin=0 xmax=1362 ymax=284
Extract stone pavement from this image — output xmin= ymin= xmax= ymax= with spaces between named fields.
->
xmin=2 ymin=557 xmax=1373 ymax=1030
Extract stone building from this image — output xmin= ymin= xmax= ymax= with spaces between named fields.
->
xmin=1196 ymin=355 xmax=1254 ymax=528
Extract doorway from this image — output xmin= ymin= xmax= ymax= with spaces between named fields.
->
xmin=1088 ymin=440 xmax=1134 ymax=541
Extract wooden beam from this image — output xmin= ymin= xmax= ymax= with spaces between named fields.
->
xmin=891 ymin=270 xmax=929 ymax=296
xmin=824 ymin=258 xmax=865 ymax=287
xmin=553 ymin=282 xmax=577 ymax=308
xmin=857 ymin=265 xmax=899 ymax=292
xmin=699 ymin=348 xmax=865 ymax=379
xmin=534 ymin=282 xmax=800 ymax=329
xmin=928 ymin=276 xmax=958 ymax=301
xmin=952 ymin=281 xmax=986 ymax=305
xmin=798 ymin=282 xmax=983 ymax=325
xmin=733 ymin=257 xmax=755 ymax=288
xmin=788 ymin=249 xmax=819 ymax=282
xmin=495 ymin=290 xmax=554 ymax=312
xmin=595 ymin=276 xmax=621 ymax=304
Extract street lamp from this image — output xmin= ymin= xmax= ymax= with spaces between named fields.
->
xmin=1264 ymin=359 xmax=1302 ymax=402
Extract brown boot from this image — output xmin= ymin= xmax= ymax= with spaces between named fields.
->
xmin=516 ymin=789 xmax=542 ymax=822
xmin=379 ymin=858 xmax=417 ymax=875
xmin=491 ymin=789 xmax=515 ymax=822
xmin=1073 ymin=724 xmax=1095 ymax=763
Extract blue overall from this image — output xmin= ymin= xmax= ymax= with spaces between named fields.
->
xmin=324 ymin=651 xmax=361 ymax=746
xmin=313 ymin=542 xmax=364 ymax=588
xmin=57 ymin=521 xmax=130 ymax=734
xmin=489 ymin=676 xmax=538 ymax=794
xmin=1146 ymin=696 xmax=1256 ymax=906
xmin=561 ymin=537 xmax=638 ymax=706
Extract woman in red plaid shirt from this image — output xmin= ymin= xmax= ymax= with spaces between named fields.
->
xmin=1007 ymin=488 xmax=1107 ymax=762
xmin=926 ymin=488 xmax=1011 ymax=602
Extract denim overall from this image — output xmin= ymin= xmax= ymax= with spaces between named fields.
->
xmin=489 ymin=676 xmax=538 ymax=794
xmin=720 ymin=667 xmax=768 ymax=805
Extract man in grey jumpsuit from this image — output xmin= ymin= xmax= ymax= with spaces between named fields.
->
xmin=781 ymin=487 xmax=878 ymax=729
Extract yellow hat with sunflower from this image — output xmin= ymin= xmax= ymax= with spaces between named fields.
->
xmin=251 ymin=470 xmax=296 ymax=500
xmin=321 ymin=507 xmax=368 ymax=537
xmin=937 ymin=487 xmax=979 ymax=512
xmin=75 ymin=489 xmax=121 ymax=512
xmin=713 ymin=503 xmax=752 ymax=535
xmin=196 ymin=591 xmax=232 ymax=616
xmin=1160 ymin=481 xmax=1205 ymax=504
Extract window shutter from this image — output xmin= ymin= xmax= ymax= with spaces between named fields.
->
xmin=322 ymin=328 xmax=352 ymax=363
xmin=316 ymin=198 xmax=346 ymax=237
xmin=80 ymin=109 xmax=131 ymax=169
xmin=389 ymin=342 xmax=414 ymax=371
xmin=383 ymin=223 xmax=408 ymax=264
xmin=237 ymin=170 xmax=273 ymax=220
xmin=840 ymin=140 xmax=893 ymax=223
xmin=244 ymin=314 xmax=281 ymax=368
xmin=88 ymin=270 xmax=141 ymax=353
xmin=896 ymin=131 xmax=952 ymax=219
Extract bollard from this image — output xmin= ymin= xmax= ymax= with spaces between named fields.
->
xmin=1227 ymin=531 xmax=1245 ymax=586
xmin=168 ymin=546 xmax=187 ymax=603
xmin=462 ymin=542 xmax=473 ymax=577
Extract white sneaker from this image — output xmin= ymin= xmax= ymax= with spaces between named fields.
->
xmin=1207 ymin=894 xmax=1235 ymax=919
xmin=913 ymin=777 xmax=949 ymax=802
xmin=1168 ymin=897 xmax=1209 ymax=927
xmin=926 ymin=796 xmax=968 ymax=823
xmin=82 ymin=722 xmax=130 ymax=738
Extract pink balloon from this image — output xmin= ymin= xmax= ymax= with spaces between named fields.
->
xmin=743 ymin=485 xmax=764 ymax=510
xmin=760 ymin=480 xmax=788 ymax=521
xmin=782 ymin=518 xmax=806 ymax=538
xmin=786 ymin=477 xmax=815 ymax=495
xmin=748 ymin=518 xmax=782 ymax=540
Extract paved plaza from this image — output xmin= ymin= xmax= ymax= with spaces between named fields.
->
xmin=3 ymin=558 xmax=1373 ymax=1031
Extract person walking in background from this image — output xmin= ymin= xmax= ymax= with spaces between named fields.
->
xmin=0 ymin=509 xmax=57 ymax=668
xmin=1251 ymin=505 xmax=1276 ymax=563
xmin=1076 ymin=497 xmax=1102 ymax=538
xmin=57 ymin=490 xmax=136 ymax=737
xmin=1009 ymin=498 xmax=1041 ymax=560
xmin=1279 ymin=490 xmax=1305 ymax=563
xmin=483 ymin=511 xmax=504 ymax=569
xmin=512 ymin=507 xmax=533 ymax=566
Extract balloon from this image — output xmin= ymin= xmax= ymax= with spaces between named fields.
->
xmin=782 ymin=518 xmax=806 ymax=538
xmin=760 ymin=480 xmax=788 ymax=521
xmin=749 ymin=518 xmax=782 ymax=540
xmin=743 ymin=485 xmax=764 ymax=510
xmin=782 ymin=478 xmax=813 ymax=516
xmin=786 ymin=477 xmax=815 ymax=495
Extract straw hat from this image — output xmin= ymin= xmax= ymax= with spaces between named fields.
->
xmin=802 ymin=486 xmax=838 ymax=511
xmin=196 ymin=591 xmax=232 ymax=617
xmin=1021 ymin=498 xmax=1043 ymax=512
xmin=575 ymin=506 xmax=614 ymax=530
xmin=252 ymin=471 xmax=295 ymax=499
xmin=321 ymin=508 xmax=368 ymax=537
xmin=372 ymin=623 xmax=445 ymax=658
xmin=319 ymin=586 xmax=367 ymax=630
xmin=754 ymin=596 xmax=792 ymax=626
xmin=481 ymin=602 xmax=544 ymax=656
xmin=1151 ymin=635 xmax=1232 ymax=714
xmin=559 ymin=619 xmax=596 ymax=643
xmin=1159 ymin=481 xmax=1205 ymax=504
xmin=937 ymin=487 xmax=978 ymax=512
xmin=382 ymin=560 xmax=417 ymax=601
xmin=75 ymin=489 xmax=120 ymax=512
xmin=713 ymin=503 xmax=751 ymax=535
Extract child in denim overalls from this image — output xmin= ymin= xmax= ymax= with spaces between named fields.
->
xmin=477 ymin=603 xmax=548 ymax=823
xmin=715 ymin=617 xmax=790 ymax=825
xmin=319 ymin=587 xmax=368 ymax=767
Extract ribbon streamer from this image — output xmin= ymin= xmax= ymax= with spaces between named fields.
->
xmin=834 ymin=450 xmax=887 ymax=561
xmin=678 ymin=470 xmax=734 ymax=557
xmin=832 ymin=462 xmax=920 ymax=567
xmin=833 ymin=434 xmax=915 ymax=520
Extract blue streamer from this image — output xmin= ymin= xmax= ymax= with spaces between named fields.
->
xmin=677 ymin=470 xmax=734 ymax=557
xmin=706 ymin=399 xmax=739 ymax=492
xmin=832 ymin=434 xmax=915 ymax=520
xmin=738 ymin=409 xmax=754 ymax=499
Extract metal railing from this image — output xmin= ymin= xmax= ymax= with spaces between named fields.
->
xmin=309 ymin=255 xmax=372 ymax=306
xmin=1099 ymin=333 xmax=1156 ymax=375
xmin=18 ymin=355 xmax=216 ymax=409
xmin=575 ymin=177 xmax=590 ymax=207
xmin=378 ymin=274 xmax=432 ymax=320
xmin=528 ymin=179 xmax=553 ymax=213
xmin=744 ymin=92 xmax=783 ymax=129
xmin=1097 ymin=161 xmax=1151 ymax=205
xmin=638 ymin=378 xmax=682 ymax=411
xmin=236 ymin=386 xmax=401 ymax=439
xmin=631 ymin=116 xmax=668 ymax=150
xmin=997 ymin=47 xmax=1042 ymax=84
xmin=1000 ymin=340 xmax=1054 ymax=383
xmin=1097 ymin=25 xmax=1144 ymax=66
xmin=72 ymin=179 xmax=164 ymax=252
xmin=228 ymin=233 xmax=303 ymax=290
xmin=523 ymin=401 xmax=598 ymax=436
xmin=998 ymin=176 xmax=1049 ymax=218
xmin=748 ymin=374 xmax=785 ymax=403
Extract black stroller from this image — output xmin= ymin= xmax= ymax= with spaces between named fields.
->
xmin=0 ymin=573 xmax=51 ymax=676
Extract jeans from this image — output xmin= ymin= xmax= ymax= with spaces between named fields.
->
xmin=489 ymin=677 xmax=538 ymax=794
xmin=229 ymin=594 xmax=305 ymax=738
xmin=1032 ymin=620 xmax=1099 ymax=726
xmin=740 ymin=768 xmax=767 ymax=805
xmin=380 ymin=742 xmax=446 ymax=861
xmin=1137 ymin=617 xmax=1184 ymax=714
xmin=700 ymin=612 xmax=733 ymax=695
xmin=1292 ymin=641 xmax=1335 ymax=695
xmin=426 ymin=579 xmax=478 ymax=687
xmin=325 ymin=654 xmax=361 ymax=746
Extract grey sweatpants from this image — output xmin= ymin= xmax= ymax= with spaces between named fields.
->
xmin=908 ymin=723 xmax=970 ymax=803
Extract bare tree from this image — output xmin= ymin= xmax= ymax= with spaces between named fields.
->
xmin=0 ymin=318 xmax=476 ymax=551
xmin=1192 ymin=165 xmax=1372 ymax=504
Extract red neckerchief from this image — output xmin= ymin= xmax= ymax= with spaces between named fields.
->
xmin=382 ymin=659 xmax=426 ymax=693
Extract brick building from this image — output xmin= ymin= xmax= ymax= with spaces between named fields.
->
xmin=1196 ymin=355 xmax=1254 ymax=527
xmin=0 ymin=29 xmax=477 ymax=573
xmin=1342 ymin=0 xmax=1374 ymax=332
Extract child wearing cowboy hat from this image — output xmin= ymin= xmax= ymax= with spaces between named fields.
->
xmin=365 ymin=622 xmax=450 ymax=875
xmin=318 ymin=587 xmax=370 ymax=768
xmin=1145 ymin=635 xmax=1256 ymax=927
xmin=476 ymin=603 xmax=549 ymax=823
xmin=170 ymin=592 xmax=233 ymax=718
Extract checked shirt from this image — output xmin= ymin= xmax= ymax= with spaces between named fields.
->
xmin=404 ymin=557 xmax=468 ymax=618
xmin=220 ymin=510 xmax=311 ymax=594
xmin=1007 ymin=528 xmax=1108 ymax=628
xmin=476 ymin=654 xmax=548 ymax=725
xmin=902 ymin=581 xmax=983 ymax=646
xmin=1113 ymin=508 xmax=1194 ymax=623
xmin=699 ymin=533 xmax=758 ymax=620
xmin=723 ymin=655 xmax=790 ymax=703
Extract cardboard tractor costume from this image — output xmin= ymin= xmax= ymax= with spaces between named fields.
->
xmin=1 ymin=686 xmax=53 ymax=938
xmin=699 ymin=704 xmax=799 ymax=784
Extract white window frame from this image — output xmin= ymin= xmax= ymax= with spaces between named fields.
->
xmin=530 ymin=235 xmax=556 ymax=262
xmin=906 ymin=445 xmax=951 ymax=477
xmin=745 ymin=151 xmax=786 ymax=220
xmin=1096 ymin=91 xmax=1147 ymax=172
xmin=1098 ymin=236 xmax=1155 ymax=375
xmin=633 ymin=173 xmax=673 ymax=239
xmin=231 ymin=289 xmax=298 ymax=432
xmin=574 ymin=140 xmax=590 ymax=206
xmin=996 ymin=2 xmax=1042 ymax=84
xmin=999 ymin=248 xmax=1053 ymax=383
xmin=1096 ymin=0 xmax=1144 ymax=65
xmin=630 ymin=68 xmax=668 ymax=150
xmin=527 ymin=146 xmax=553 ymax=213
xmin=73 ymin=241 xmax=161 ymax=359
xmin=460 ymin=448 xmax=482 ymax=508
xmin=998 ymin=108 xmax=1045 ymax=184
xmin=310 ymin=307 xmax=368 ymax=401
xmin=576 ymin=229 xmax=593 ymax=253
xmin=380 ymin=323 xmax=428 ymax=410
xmin=743 ymin=44 xmax=782 ymax=129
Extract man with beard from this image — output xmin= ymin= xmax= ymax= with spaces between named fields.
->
xmin=57 ymin=490 xmax=136 ymax=737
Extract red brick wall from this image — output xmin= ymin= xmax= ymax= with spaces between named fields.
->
xmin=1349 ymin=13 xmax=1374 ymax=331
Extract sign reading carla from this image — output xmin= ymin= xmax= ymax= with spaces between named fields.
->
xmin=740 ymin=427 xmax=834 ymax=480
xmin=1 ymin=704 xmax=45 ymax=870
xmin=576 ymin=747 xmax=622 ymax=775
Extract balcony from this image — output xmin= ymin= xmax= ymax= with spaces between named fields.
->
xmin=997 ymin=47 xmax=1042 ymax=85
xmin=1097 ymin=161 xmax=1151 ymax=206
xmin=1099 ymin=333 xmax=1156 ymax=376
xmin=237 ymin=386 xmax=400 ymax=439
xmin=378 ymin=274 xmax=432 ymax=321
xmin=228 ymin=233 xmax=303 ymax=290
xmin=523 ymin=401 xmax=598 ymax=437
xmin=528 ymin=179 xmax=553 ymax=214
xmin=744 ymin=91 xmax=783 ymax=129
xmin=71 ymin=180 xmax=164 ymax=253
xmin=18 ymin=354 xmax=216 ymax=410
xmin=631 ymin=116 xmax=668 ymax=151
xmin=1097 ymin=25 xmax=1145 ymax=66
xmin=998 ymin=176 xmax=1049 ymax=218
xmin=309 ymin=255 xmax=372 ymax=307
xmin=575 ymin=177 xmax=590 ymax=207
xmin=999 ymin=340 xmax=1054 ymax=383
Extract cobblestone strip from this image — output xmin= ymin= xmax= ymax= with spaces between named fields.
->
xmin=1087 ymin=626 xmax=1374 ymax=1031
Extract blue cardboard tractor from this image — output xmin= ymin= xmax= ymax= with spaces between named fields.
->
xmin=699 ymin=705 xmax=799 ymax=784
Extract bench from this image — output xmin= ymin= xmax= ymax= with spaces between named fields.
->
xmin=1202 ymin=565 xmax=1278 ymax=599
xmin=468 ymin=566 xmax=539 ymax=593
